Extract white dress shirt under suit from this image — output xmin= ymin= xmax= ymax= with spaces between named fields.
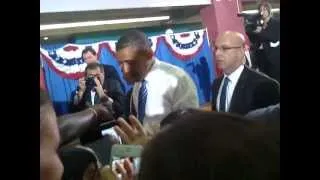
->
xmin=130 ymin=58 xmax=199 ymax=133
xmin=216 ymin=65 xmax=244 ymax=112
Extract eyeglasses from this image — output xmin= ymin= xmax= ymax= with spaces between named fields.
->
xmin=214 ymin=46 xmax=243 ymax=52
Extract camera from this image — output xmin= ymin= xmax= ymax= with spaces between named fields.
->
xmin=85 ymin=76 xmax=96 ymax=90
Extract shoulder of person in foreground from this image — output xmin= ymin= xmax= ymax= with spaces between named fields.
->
xmin=139 ymin=111 xmax=279 ymax=180
xmin=245 ymin=103 xmax=280 ymax=122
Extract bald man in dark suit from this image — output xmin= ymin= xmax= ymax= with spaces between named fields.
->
xmin=211 ymin=31 xmax=280 ymax=116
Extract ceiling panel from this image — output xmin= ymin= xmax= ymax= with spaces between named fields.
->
xmin=40 ymin=1 xmax=280 ymax=40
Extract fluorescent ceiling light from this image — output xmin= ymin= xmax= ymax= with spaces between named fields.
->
xmin=40 ymin=16 xmax=170 ymax=31
xmin=242 ymin=8 xmax=280 ymax=14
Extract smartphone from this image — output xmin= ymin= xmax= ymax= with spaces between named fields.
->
xmin=110 ymin=144 xmax=143 ymax=176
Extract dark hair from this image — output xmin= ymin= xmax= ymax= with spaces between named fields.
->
xmin=139 ymin=111 xmax=279 ymax=180
xmin=160 ymin=108 xmax=199 ymax=128
xmin=82 ymin=46 xmax=97 ymax=58
xmin=116 ymin=30 xmax=151 ymax=52
xmin=258 ymin=1 xmax=273 ymax=16
xmin=59 ymin=147 xmax=100 ymax=180
xmin=85 ymin=63 xmax=104 ymax=75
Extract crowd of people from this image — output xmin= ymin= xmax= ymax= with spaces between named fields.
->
xmin=40 ymin=2 xmax=280 ymax=180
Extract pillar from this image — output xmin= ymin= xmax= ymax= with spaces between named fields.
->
xmin=200 ymin=0 xmax=250 ymax=76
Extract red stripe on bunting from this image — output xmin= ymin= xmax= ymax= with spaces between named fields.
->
xmin=40 ymin=53 xmax=85 ymax=79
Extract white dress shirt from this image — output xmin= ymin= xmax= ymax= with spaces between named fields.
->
xmin=216 ymin=65 xmax=244 ymax=112
xmin=131 ymin=58 xmax=199 ymax=134
xmin=90 ymin=90 xmax=96 ymax=106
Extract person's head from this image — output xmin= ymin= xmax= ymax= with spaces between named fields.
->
xmin=258 ymin=1 xmax=273 ymax=20
xmin=60 ymin=146 xmax=101 ymax=180
xmin=82 ymin=46 xmax=98 ymax=64
xmin=139 ymin=111 xmax=279 ymax=180
xmin=115 ymin=30 xmax=153 ymax=83
xmin=40 ymin=89 xmax=64 ymax=180
xmin=85 ymin=63 xmax=105 ymax=85
xmin=214 ymin=31 xmax=246 ymax=75
xmin=160 ymin=108 xmax=200 ymax=129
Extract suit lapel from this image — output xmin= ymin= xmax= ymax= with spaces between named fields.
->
xmin=229 ymin=67 xmax=248 ymax=112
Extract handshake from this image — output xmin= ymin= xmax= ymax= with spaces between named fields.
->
xmin=88 ymin=94 xmax=151 ymax=146
xmin=91 ymin=95 xmax=115 ymax=123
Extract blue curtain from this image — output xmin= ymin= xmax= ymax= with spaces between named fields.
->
xmin=155 ymin=35 xmax=215 ymax=105
xmin=43 ymin=60 xmax=79 ymax=116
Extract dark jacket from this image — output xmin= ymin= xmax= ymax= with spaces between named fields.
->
xmin=211 ymin=66 xmax=280 ymax=115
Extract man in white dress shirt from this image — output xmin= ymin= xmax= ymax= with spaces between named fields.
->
xmin=115 ymin=30 xmax=199 ymax=134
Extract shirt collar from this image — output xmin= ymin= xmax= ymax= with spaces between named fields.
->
xmin=224 ymin=65 xmax=244 ymax=84
xmin=144 ymin=57 xmax=159 ymax=82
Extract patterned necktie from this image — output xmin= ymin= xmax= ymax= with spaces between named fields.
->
xmin=138 ymin=80 xmax=148 ymax=123
xmin=219 ymin=77 xmax=230 ymax=112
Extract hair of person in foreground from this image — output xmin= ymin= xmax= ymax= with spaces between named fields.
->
xmin=139 ymin=111 xmax=280 ymax=180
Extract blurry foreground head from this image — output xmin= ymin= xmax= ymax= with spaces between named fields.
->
xmin=139 ymin=111 xmax=279 ymax=180
xmin=40 ymin=88 xmax=64 ymax=180
xmin=60 ymin=146 xmax=101 ymax=180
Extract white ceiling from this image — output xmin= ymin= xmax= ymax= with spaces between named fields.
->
xmin=40 ymin=0 xmax=211 ymax=13
xmin=40 ymin=6 xmax=204 ymax=39
xmin=40 ymin=0 xmax=279 ymax=41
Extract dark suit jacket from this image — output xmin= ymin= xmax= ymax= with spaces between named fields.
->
xmin=71 ymin=64 xmax=125 ymax=119
xmin=211 ymin=66 xmax=280 ymax=115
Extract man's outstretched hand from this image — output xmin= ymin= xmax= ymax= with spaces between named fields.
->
xmin=114 ymin=115 xmax=150 ymax=146
xmin=93 ymin=95 xmax=115 ymax=122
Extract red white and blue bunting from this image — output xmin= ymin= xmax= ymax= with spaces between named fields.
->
xmin=40 ymin=29 xmax=209 ymax=79
xmin=40 ymin=29 xmax=215 ymax=115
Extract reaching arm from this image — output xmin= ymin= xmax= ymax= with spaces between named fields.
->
xmin=58 ymin=96 xmax=115 ymax=147
xmin=58 ymin=108 xmax=98 ymax=147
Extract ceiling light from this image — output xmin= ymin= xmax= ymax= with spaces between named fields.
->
xmin=43 ymin=37 xmax=48 ymax=40
xmin=40 ymin=16 xmax=170 ymax=31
